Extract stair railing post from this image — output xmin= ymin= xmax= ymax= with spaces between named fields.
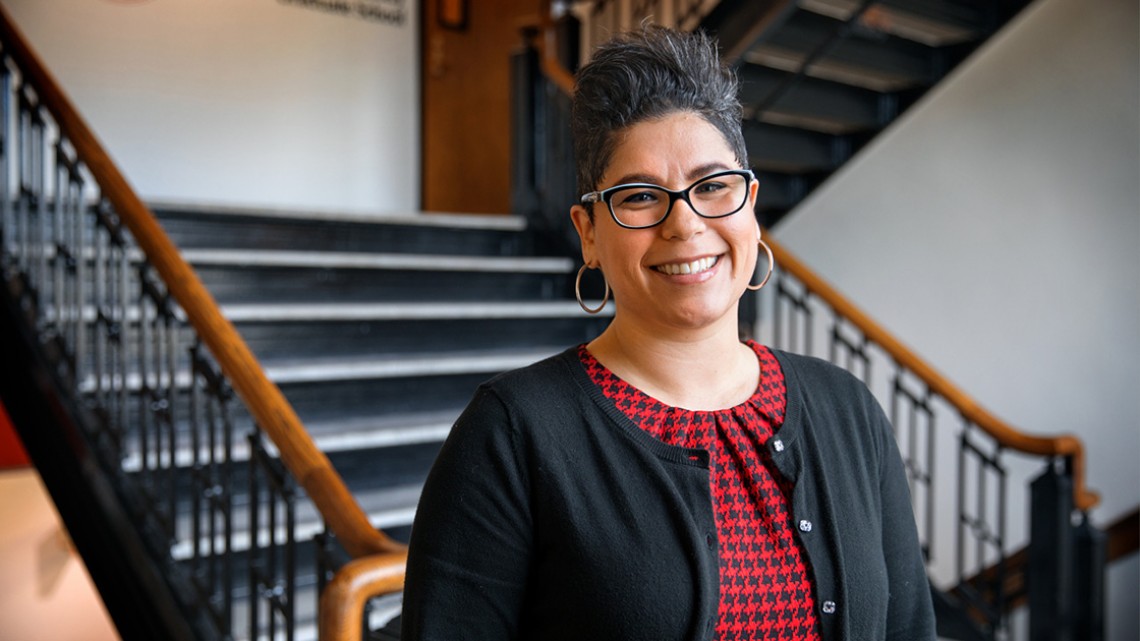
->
xmin=1028 ymin=460 xmax=1076 ymax=641
xmin=1074 ymin=504 xmax=1107 ymax=640
xmin=510 ymin=28 xmax=541 ymax=229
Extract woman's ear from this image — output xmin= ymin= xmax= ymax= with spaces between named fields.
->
xmin=570 ymin=204 xmax=598 ymax=265
xmin=748 ymin=178 xmax=761 ymax=240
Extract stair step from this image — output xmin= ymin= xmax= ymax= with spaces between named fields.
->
xmin=744 ymin=9 xmax=937 ymax=92
xmin=745 ymin=121 xmax=848 ymax=173
xmin=169 ymin=482 xmax=423 ymax=561
xmin=121 ymin=410 xmax=456 ymax=472
xmin=738 ymin=63 xmax=892 ymax=135
xmin=181 ymin=249 xmax=571 ymax=273
xmin=222 ymin=300 xmax=611 ymax=322
xmin=798 ymin=0 xmax=985 ymax=47
xmin=185 ymin=249 xmax=576 ymax=304
xmin=152 ymin=203 xmax=532 ymax=256
xmin=262 ymin=348 xmax=557 ymax=384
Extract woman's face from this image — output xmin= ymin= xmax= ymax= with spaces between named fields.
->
xmin=571 ymin=111 xmax=760 ymax=335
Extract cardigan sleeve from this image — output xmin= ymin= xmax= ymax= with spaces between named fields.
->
xmin=401 ymin=386 xmax=533 ymax=640
xmin=875 ymin=402 xmax=937 ymax=640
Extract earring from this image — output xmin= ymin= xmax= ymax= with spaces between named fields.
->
xmin=747 ymin=238 xmax=775 ymax=291
xmin=576 ymin=264 xmax=610 ymax=314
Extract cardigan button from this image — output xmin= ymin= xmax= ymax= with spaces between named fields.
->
xmin=798 ymin=519 xmax=813 ymax=533
xmin=705 ymin=532 xmax=715 ymax=549
xmin=772 ymin=438 xmax=785 ymax=452
xmin=822 ymin=600 xmax=837 ymax=615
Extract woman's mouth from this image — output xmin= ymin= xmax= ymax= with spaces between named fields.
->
xmin=654 ymin=255 xmax=719 ymax=276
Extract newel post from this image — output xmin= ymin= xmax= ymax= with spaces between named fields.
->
xmin=1028 ymin=459 xmax=1105 ymax=641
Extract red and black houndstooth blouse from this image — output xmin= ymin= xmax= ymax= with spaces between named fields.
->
xmin=579 ymin=341 xmax=823 ymax=641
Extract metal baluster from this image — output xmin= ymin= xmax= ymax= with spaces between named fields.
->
xmin=956 ymin=426 xmax=968 ymax=588
xmin=0 ymin=59 xmax=11 ymax=262
xmin=115 ymin=226 xmax=129 ymax=459
xmin=188 ymin=345 xmax=204 ymax=601
xmin=220 ymin=381 xmax=234 ymax=636
xmin=164 ymin=307 xmax=179 ymax=544
xmin=138 ymin=286 xmax=152 ymax=490
xmin=249 ymin=433 xmax=261 ymax=641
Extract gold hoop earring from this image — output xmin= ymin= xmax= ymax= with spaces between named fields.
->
xmin=747 ymin=239 xmax=775 ymax=291
xmin=575 ymin=264 xmax=610 ymax=314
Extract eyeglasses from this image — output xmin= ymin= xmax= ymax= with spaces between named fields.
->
xmin=580 ymin=169 xmax=755 ymax=230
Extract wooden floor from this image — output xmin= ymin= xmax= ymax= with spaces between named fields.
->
xmin=0 ymin=467 xmax=120 ymax=641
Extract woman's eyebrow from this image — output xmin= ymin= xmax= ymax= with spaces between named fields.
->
xmin=608 ymin=173 xmax=661 ymax=187
xmin=608 ymin=163 xmax=734 ymax=189
xmin=687 ymin=163 xmax=732 ymax=181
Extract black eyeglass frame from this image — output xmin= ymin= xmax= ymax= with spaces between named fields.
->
xmin=579 ymin=169 xmax=756 ymax=230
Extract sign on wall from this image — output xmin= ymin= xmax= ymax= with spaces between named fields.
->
xmin=278 ymin=0 xmax=407 ymax=26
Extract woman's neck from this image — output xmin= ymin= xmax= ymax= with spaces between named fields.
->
xmin=587 ymin=315 xmax=759 ymax=411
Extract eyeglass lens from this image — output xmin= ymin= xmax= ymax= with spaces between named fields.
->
xmin=608 ymin=172 xmax=750 ymax=228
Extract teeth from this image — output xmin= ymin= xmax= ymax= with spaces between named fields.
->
xmin=656 ymin=256 xmax=718 ymax=276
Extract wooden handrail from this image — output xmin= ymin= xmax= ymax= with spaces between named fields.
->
xmin=319 ymin=551 xmax=409 ymax=641
xmin=766 ymin=236 xmax=1098 ymax=511
xmin=522 ymin=6 xmax=576 ymax=96
xmin=0 ymin=3 xmax=404 ymax=560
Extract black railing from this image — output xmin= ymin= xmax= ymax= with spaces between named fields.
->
xmin=511 ymin=25 xmax=579 ymax=256
xmin=752 ymin=263 xmax=1103 ymax=640
xmin=0 ymin=35 xmax=370 ymax=641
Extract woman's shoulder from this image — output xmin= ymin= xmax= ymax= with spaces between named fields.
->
xmin=768 ymin=347 xmax=870 ymax=397
xmin=463 ymin=346 xmax=587 ymax=424
xmin=768 ymin=347 xmax=892 ymax=451
xmin=482 ymin=346 xmax=581 ymax=396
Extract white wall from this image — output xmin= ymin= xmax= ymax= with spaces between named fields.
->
xmin=773 ymin=0 xmax=1137 ymax=636
xmin=3 ymin=0 xmax=418 ymax=215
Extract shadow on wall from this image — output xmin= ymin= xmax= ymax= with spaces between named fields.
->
xmin=0 ymin=468 xmax=120 ymax=640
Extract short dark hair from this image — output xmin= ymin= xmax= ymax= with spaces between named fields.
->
xmin=570 ymin=26 xmax=748 ymax=205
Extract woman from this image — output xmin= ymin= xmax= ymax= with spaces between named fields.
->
xmin=401 ymin=26 xmax=934 ymax=641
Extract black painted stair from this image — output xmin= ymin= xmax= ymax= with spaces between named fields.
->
xmin=137 ymin=205 xmax=612 ymax=639
xmin=700 ymin=0 xmax=1033 ymax=226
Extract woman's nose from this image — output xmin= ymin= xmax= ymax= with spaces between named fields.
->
xmin=660 ymin=196 xmax=705 ymax=240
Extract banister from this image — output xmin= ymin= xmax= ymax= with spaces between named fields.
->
xmin=765 ymin=235 xmax=1099 ymax=512
xmin=520 ymin=10 xmax=575 ymax=96
xmin=319 ymin=551 xmax=409 ymax=641
xmin=0 ymin=3 xmax=404 ymax=560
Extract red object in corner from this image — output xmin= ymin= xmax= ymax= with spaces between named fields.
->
xmin=0 ymin=401 xmax=30 ymax=468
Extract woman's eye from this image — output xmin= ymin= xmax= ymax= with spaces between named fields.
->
xmin=694 ymin=181 xmax=726 ymax=194
xmin=617 ymin=190 xmax=660 ymax=207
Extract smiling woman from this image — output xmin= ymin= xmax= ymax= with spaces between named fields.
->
xmin=401 ymin=26 xmax=935 ymax=641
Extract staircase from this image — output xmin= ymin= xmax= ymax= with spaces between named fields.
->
xmin=151 ymin=204 xmax=613 ymax=637
xmin=0 ymin=1 xmax=1116 ymax=640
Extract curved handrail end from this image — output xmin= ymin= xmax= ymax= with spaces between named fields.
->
xmin=319 ymin=551 xmax=408 ymax=641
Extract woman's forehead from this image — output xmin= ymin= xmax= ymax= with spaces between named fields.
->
xmin=600 ymin=113 xmax=738 ymax=187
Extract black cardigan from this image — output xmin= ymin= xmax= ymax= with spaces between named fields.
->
xmin=401 ymin=347 xmax=935 ymax=641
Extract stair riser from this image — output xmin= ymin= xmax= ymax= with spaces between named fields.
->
xmin=154 ymin=210 xmax=531 ymax=256
xmin=235 ymin=317 xmax=608 ymax=361
xmin=195 ymin=266 xmax=572 ymax=304
xmin=132 ymin=440 xmax=439 ymax=503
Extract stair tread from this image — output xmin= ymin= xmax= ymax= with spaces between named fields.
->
xmin=262 ymin=347 xmax=561 ymax=383
xmin=183 ymin=248 xmax=574 ymax=273
xmin=798 ymin=0 xmax=983 ymax=47
xmin=121 ymin=407 xmax=459 ymax=471
xmin=222 ymin=300 xmax=613 ymax=322
xmin=745 ymin=43 xmax=923 ymax=92
xmin=151 ymin=200 xmax=527 ymax=231
xmin=169 ymin=481 xmax=423 ymax=560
